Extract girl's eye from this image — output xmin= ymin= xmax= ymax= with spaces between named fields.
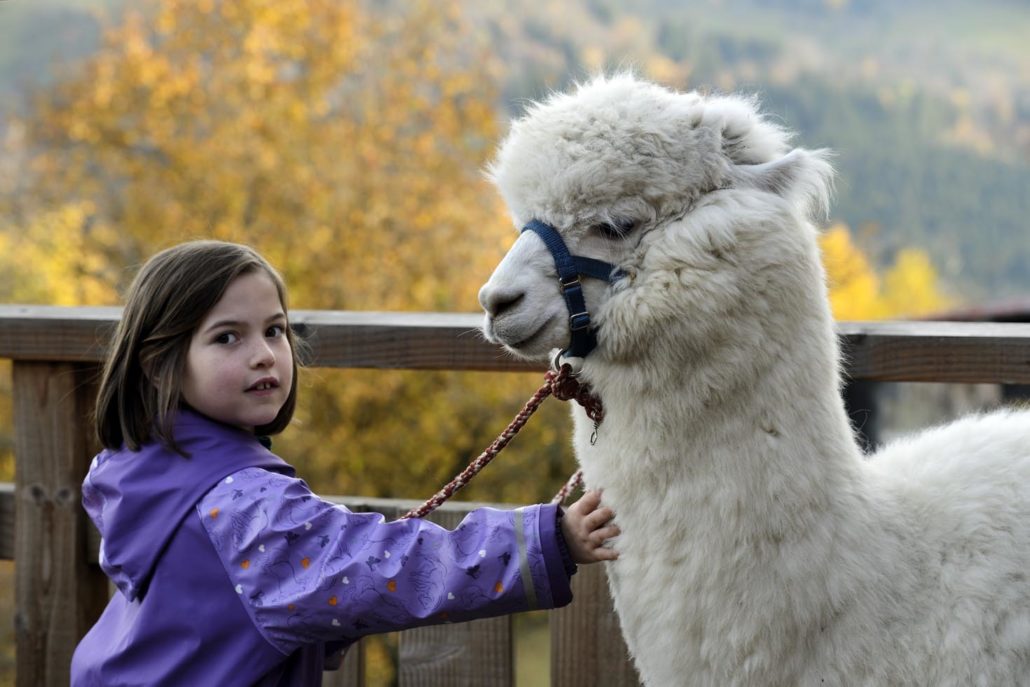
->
xmin=591 ymin=218 xmax=638 ymax=239
xmin=215 ymin=332 xmax=239 ymax=345
xmin=266 ymin=324 xmax=285 ymax=338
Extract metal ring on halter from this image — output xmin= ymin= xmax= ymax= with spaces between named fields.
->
xmin=551 ymin=349 xmax=585 ymax=376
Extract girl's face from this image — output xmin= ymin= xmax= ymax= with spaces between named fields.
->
xmin=181 ymin=271 xmax=293 ymax=432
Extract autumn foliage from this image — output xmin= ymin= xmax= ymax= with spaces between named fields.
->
xmin=820 ymin=224 xmax=951 ymax=320
xmin=0 ymin=0 xmax=574 ymax=503
xmin=0 ymin=0 xmax=951 ymax=502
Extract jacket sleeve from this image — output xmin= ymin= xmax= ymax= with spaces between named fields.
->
xmin=197 ymin=467 xmax=573 ymax=655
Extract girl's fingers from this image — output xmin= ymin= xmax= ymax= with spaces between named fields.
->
xmin=590 ymin=525 xmax=620 ymax=544
xmin=591 ymin=547 xmax=619 ymax=561
xmin=573 ymin=489 xmax=603 ymax=513
xmin=584 ymin=506 xmax=615 ymax=529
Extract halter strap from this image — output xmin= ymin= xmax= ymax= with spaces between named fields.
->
xmin=521 ymin=219 xmax=625 ymax=362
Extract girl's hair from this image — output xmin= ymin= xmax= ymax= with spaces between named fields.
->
xmin=95 ymin=240 xmax=303 ymax=452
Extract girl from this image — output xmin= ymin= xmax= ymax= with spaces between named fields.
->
xmin=71 ymin=240 xmax=619 ymax=686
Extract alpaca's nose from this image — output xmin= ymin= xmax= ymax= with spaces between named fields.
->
xmin=478 ymin=283 xmax=525 ymax=319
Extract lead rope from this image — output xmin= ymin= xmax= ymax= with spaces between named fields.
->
xmin=400 ymin=365 xmax=605 ymax=519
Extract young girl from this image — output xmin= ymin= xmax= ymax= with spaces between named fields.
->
xmin=71 ymin=240 xmax=619 ymax=686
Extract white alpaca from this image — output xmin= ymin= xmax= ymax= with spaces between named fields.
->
xmin=478 ymin=74 xmax=1030 ymax=686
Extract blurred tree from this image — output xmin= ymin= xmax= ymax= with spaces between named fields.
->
xmin=0 ymin=0 xmax=574 ymax=509
xmin=0 ymin=0 xmax=953 ymax=504
xmin=820 ymin=222 xmax=951 ymax=320
xmin=0 ymin=202 xmax=120 ymax=305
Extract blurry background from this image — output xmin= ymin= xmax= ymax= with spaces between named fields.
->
xmin=1 ymin=0 xmax=1027 ymax=683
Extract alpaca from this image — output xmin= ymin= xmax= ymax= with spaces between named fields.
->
xmin=477 ymin=74 xmax=1030 ymax=686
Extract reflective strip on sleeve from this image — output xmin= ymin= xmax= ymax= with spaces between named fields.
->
xmin=514 ymin=509 xmax=539 ymax=611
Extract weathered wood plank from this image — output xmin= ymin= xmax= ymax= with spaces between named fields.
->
xmin=551 ymin=564 xmax=640 ymax=686
xmin=291 ymin=310 xmax=534 ymax=372
xmin=3 ymin=306 xmax=1030 ymax=382
xmin=0 ymin=306 xmax=118 ymax=363
xmin=838 ymin=320 xmax=1030 ymax=383
xmin=0 ymin=306 xmax=533 ymax=371
xmin=12 ymin=362 xmax=107 ymax=687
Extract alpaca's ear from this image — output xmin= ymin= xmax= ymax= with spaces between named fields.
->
xmin=729 ymin=148 xmax=835 ymax=220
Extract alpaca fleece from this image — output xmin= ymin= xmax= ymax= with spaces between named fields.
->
xmin=479 ymin=73 xmax=1030 ymax=686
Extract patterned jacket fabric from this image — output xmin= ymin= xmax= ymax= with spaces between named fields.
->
xmin=71 ymin=409 xmax=575 ymax=686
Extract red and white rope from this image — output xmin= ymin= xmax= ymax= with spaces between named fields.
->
xmin=400 ymin=365 xmax=603 ymax=519
xmin=550 ymin=468 xmax=584 ymax=505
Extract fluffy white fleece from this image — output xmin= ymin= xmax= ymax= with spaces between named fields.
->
xmin=478 ymin=73 xmax=1030 ymax=686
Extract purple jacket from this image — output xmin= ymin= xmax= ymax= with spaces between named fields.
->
xmin=71 ymin=410 xmax=574 ymax=686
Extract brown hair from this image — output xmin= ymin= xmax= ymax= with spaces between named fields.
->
xmin=95 ymin=240 xmax=304 ymax=452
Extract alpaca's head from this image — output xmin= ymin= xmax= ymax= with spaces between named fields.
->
xmin=479 ymin=74 xmax=834 ymax=375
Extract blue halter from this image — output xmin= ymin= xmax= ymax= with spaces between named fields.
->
xmin=521 ymin=219 xmax=626 ymax=364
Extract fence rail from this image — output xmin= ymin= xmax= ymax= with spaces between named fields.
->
xmin=2 ymin=305 xmax=1030 ymax=686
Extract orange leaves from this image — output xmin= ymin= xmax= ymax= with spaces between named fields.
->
xmin=4 ymin=0 xmax=557 ymax=504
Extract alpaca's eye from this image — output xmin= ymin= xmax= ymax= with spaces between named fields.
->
xmin=592 ymin=218 xmax=637 ymax=240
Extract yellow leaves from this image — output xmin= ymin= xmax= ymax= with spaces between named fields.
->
xmin=820 ymin=223 xmax=951 ymax=320
xmin=0 ymin=0 xmax=566 ymax=513
xmin=122 ymin=12 xmax=154 ymax=63
xmin=821 ymin=223 xmax=883 ymax=319
xmin=0 ymin=203 xmax=120 ymax=306
xmin=881 ymin=248 xmax=953 ymax=317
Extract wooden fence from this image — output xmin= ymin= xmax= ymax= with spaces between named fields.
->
xmin=2 ymin=305 xmax=1030 ymax=686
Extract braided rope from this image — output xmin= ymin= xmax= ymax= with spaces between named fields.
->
xmin=550 ymin=468 xmax=584 ymax=505
xmin=400 ymin=365 xmax=602 ymax=519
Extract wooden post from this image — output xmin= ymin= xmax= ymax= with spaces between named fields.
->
xmin=551 ymin=564 xmax=640 ymax=686
xmin=0 ymin=483 xmax=14 ymax=561
xmin=13 ymin=362 xmax=107 ymax=687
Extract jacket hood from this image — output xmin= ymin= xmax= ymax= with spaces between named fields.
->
xmin=81 ymin=409 xmax=294 ymax=601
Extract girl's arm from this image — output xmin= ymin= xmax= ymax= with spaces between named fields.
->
xmin=197 ymin=467 xmax=576 ymax=656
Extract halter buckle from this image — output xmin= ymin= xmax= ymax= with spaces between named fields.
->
xmin=569 ymin=311 xmax=591 ymax=331
xmin=559 ymin=275 xmax=581 ymax=293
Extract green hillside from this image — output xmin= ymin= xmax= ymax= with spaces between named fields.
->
xmin=485 ymin=0 xmax=1030 ymax=299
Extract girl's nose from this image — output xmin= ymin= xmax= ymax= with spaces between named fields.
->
xmin=251 ymin=339 xmax=276 ymax=367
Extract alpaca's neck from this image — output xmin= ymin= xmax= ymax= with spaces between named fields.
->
xmin=579 ymin=298 xmax=910 ymax=623
xmin=578 ymin=307 xmax=925 ymax=686
xmin=586 ymin=302 xmax=863 ymax=497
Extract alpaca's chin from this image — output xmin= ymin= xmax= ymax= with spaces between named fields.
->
xmin=484 ymin=317 xmax=566 ymax=361
xmin=499 ymin=333 xmax=562 ymax=362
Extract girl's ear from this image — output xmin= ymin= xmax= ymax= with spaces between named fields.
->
xmin=729 ymin=148 xmax=835 ymax=220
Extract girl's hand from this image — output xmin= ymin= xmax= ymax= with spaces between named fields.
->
xmin=561 ymin=489 xmax=620 ymax=564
